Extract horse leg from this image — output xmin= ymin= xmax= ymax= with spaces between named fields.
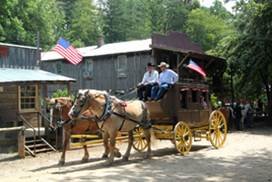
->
xmin=122 ymin=130 xmax=133 ymax=161
xmin=105 ymin=130 xmax=118 ymax=166
xmin=59 ymin=128 xmax=70 ymax=165
xmin=143 ymin=128 xmax=152 ymax=159
xmin=81 ymin=144 xmax=89 ymax=163
xmin=102 ymin=131 xmax=109 ymax=159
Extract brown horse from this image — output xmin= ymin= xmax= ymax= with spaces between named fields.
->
xmin=69 ymin=89 xmax=152 ymax=165
xmin=48 ymin=97 xmax=100 ymax=165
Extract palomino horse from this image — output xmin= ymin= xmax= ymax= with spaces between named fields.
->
xmin=48 ymin=97 xmax=100 ymax=165
xmin=69 ymin=89 xmax=152 ymax=165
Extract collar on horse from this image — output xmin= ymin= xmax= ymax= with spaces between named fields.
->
xmin=97 ymin=93 xmax=112 ymax=121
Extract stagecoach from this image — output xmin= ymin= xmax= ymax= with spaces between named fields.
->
xmin=132 ymin=32 xmax=227 ymax=155
xmin=132 ymin=81 xmax=227 ymax=155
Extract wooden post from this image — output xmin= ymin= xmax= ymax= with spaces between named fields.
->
xmin=67 ymin=82 xmax=71 ymax=95
xmin=177 ymin=53 xmax=190 ymax=69
xmin=18 ymin=129 xmax=25 ymax=158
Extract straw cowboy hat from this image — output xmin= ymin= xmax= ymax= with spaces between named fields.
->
xmin=158 ymin=62 xmax=169 ymax=68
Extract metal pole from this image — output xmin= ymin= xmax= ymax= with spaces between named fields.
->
xmin=230 ymin=67 xmax=235 ymax=107
xmin=36 ymin=31 xmax=40 ymax=68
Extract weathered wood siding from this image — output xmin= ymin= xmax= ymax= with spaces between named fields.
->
xmin=41 ymin=52 xmax=152 ymax=95
xmin=0 ymin=44 xmax=38 ymax=68
xmin=0 ymin=85 xmax=18 ymax=127
xmin=0 ymin=85 xmax=18 ymax=152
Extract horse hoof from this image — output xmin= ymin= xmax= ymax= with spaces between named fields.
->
xmin=144 ymin=154 xmax=151 ymax=159
xmin=122 ymin=156 xmax=129 ymax=161
xmin=81 ymin=157 xmax=89 ymax=163
xmin=114 ymin=151 xmax=122 ymax=158
xmin=104 ymin=160 xmax=113 ymax=166
xmin=102 ymin=154 xmax=108 ymax=159
xmin=58 ymin=160 xmax=65 ymax=166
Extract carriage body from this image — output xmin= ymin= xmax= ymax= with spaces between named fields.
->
xmin=133 ymin=81 xmax=227 ymax=155
xmin=147 ymin=82 xmax=210 ymax=128
xmin=132 ymin=32 xmax=228 ymax=154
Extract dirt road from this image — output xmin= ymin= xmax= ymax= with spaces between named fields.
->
xmin=1 ymin=126 xmax=272 ymax=182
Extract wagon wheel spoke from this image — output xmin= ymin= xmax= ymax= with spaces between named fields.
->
xmin=209 ymin=111 xmax=227 ymax=149
xmin=174 ymin=122 xmax=192 ymax=155
xmin=132 ymin=127 xmax=148 ymax=152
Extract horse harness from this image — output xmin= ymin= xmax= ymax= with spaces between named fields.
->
xmin=81 ymin=93 xmax=150 ymax=131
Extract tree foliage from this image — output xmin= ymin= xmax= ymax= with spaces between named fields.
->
xmin=0 ymin=0 xmax=64 ymax=49
xmin=68 ymin=0 xmax=102 ymax=47
xmin=185 ymin=6 xmax=233 ymax=51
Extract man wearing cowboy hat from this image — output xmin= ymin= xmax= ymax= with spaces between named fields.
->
xmin=151 ymin=62 xmax=178 ymax=100
xmin=137 ymin=62 xmax=159 ymax=101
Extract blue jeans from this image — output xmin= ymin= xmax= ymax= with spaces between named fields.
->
xmin=151 ymin=83 xmax=172 ymax=100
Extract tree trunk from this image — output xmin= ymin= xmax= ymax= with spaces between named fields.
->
xmin=265 ymin=84 xmax=272 ymax=124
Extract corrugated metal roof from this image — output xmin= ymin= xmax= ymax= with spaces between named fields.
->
xmin=41 ymin=39 xmax=151 ymax=61
xmin=0 ymin=68 xmax=75 ymax=84
xmin=0 ymin=42 xmax=39 ymax=50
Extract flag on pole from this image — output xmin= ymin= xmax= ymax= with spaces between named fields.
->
xmin=187 ymin=59 xmax=206 ymax=78
xmin=53 ymin=38 xmax=83 ymax=65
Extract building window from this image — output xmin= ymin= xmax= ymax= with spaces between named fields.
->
xmin=56 ymin=62 xmax=62 ymax=74
xmin=19 ymin=85 xmax=38 ymax=112
xmin=83 ymin=59 xmax=94 ymax=79
xmin=116 ymin=55 xmax=127 ymax=78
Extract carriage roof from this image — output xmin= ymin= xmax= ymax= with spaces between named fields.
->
xmin=151 ymin=32 xmax=226 ymax=77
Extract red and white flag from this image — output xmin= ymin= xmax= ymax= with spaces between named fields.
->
xmin=187 ymin=59 xmax=206 ymax=78
xmin=53 ymin=38 xmax=83 ymax=65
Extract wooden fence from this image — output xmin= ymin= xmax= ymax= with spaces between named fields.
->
xmin=0 ymin=126 xmax=25 ymax=158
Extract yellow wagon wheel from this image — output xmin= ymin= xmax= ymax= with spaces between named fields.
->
xmin=132 ymin=127 xmax=148 ymax=152
xmin=174 ymin=122 xmax=192 ymax=155
xmin=209 ymin=110 xmax=227 ymax=149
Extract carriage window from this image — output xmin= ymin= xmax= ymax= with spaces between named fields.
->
xmin=116 ymin=55 xmax=127 ymax=78
xmin=192 ymin=90 xmax=198 ymax=103
xmin=180 ymin=91 xmax=187 ymax=109
xmin=202 ymin=92 xmax=207 ymax=102
xmin=19 ymin=85 xmax=38 ymax=112
xmin=201 ymin=92 xmax=208 ymax=109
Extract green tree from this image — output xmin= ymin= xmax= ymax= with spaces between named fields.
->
xmin=209 ymin=0 xmax=232 ymax=20
xmin=99 ymin=0 xmax=128 ymax=42
xmin=0 ymin=0 xmax=64 ymax=49
xmin=227 ymin=0 xmax=272 ymax=118
xmin=68 ymin=0 xmax=102 ymax=47
xmin=185 ymin=8 xmax=233 ymax=51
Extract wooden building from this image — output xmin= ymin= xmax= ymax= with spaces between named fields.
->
xmin=0 ymin=42 xmax=39 ymax=68
xmin=41 ymin=32 xmax=225 ymax=96
xmin=41 ymin=39 xmax=152 ymax=95
xmin=0 ymin=43 xmax=75 ymax=154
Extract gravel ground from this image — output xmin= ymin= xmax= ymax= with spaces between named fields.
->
xmin=1 ymin=126 xmax=272 ymax=182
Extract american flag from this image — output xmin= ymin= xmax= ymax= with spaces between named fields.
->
xmin=187 ymin=59 xmax=206 ymax=78
xmin=53 ymin=38 xmax=83 ymax=65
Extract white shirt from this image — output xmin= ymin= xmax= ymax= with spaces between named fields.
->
xmin=141 ymin=70 xmax=159 ymax=85
xmin=159 ymin=69 xmax=178 ymax=85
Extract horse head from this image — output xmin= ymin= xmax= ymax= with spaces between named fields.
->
xmin=69 ymin=89 xmax=108 ymax=120
xmin=48 ymin=97 xmax=73 ymax=128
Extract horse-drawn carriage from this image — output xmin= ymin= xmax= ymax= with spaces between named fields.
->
xmin=50 ymin=32 xmax=227 ymax=165
xmin=132 ymin=81 xmax=227 ymax=155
